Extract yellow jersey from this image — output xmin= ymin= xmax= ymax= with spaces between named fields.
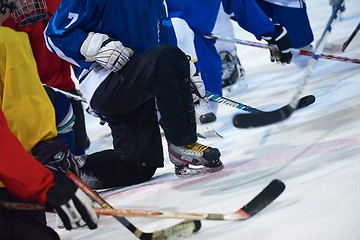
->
xmin=0 ymin=26 xmax=57 ymax=152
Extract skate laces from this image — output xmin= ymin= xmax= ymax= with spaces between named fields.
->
xmin=182 ymin=142 xmax=209 ymax=155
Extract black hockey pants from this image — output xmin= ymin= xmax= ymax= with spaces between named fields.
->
xmin=82 ymin=45 xmax=197 ymax=189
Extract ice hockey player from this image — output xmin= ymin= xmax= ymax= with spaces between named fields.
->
xmin=43 ymin=85 xmax=78 ymax=154
xmin=213 ymin=4 xmax=246 ymax=97
xmin=166 ymin=0 xmax=292 ymax=119
xmin=255 ymin=0 xmax=314 ymax=68
xmin=44 ymin=0 xmax=223 ymax=185
xmin=0 ymin=1 xmax=98 ymax=238
xmin=2 ymin=0 xmax=90 ymax=156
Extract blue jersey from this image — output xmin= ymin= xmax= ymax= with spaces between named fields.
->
xmin=167 ymin=0 xmax=276 ymax=40
xmin=222 ymin=0 xmax=276 ymax=39
xmin=167 ymin=0 xmax=220 ymax=34
xmin=45 ymin=0 xmax=177 ymax=78
xmin=166 ymin=0 xmax=277 ymax=95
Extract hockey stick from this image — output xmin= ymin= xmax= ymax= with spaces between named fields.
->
xmin=0 ymin=179 xmax=285 ymax=221
xmin=232 ymin=0 xmax=343 ymax=128
xmin=342 ymin=22 xmax=360 ymax=52
xmin=206 ymin=91 xmax=315 ymax=113
xmin=0 ymin=202 xmax=45 ymax=210
xmin=48 ymin=84 xmax=314 ymax=116
xmin=203 ymin=34 xmax=360 ymax=64
xmin=46 ymin=85 xmax=87 ymax=102
xmin=66 ymin=171 xmax=201 ymax=240
xmin=94 ymin=179 xmax=285 ymax=221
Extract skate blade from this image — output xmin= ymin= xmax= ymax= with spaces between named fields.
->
xmin=197 ymin=123 xmax=223 ymax=139
xmin=175 ymin=164 xmax=224 ymax=177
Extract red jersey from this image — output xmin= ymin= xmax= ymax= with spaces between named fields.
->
xmin=2 ymin=0 xmax=75 ymax=91
xmin=0 ymin=109 xmax=54 ymax=205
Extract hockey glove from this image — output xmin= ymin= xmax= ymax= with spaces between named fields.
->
xmin=80 ymin=32 xmax=134 ymax=72
xmin=45 ymin=173 xmax=98 ymax=230
xmin=189 ymin=60 xmax=206 ymax=103
xmin=31 ymin=137 xmax=79 ymax=176
xmin=262 ymin=24 xmax=292 ymax=64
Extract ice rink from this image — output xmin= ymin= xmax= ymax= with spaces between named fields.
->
xmin=48 ymin=1 xmax=360 ymax=239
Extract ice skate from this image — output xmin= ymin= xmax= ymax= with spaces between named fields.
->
xmin=220 ymin=50 xmax=247 ymax=97
xmin=194 ymin=97 xmax=217 ymax=124
xmin=74 ymin=154 xmax=87 ymax=168
xmin=168 ymin=141 xmax=223 ymax=177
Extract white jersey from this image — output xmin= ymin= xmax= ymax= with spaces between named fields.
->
xmin=262 ymin=0 xmax=306 ymax=8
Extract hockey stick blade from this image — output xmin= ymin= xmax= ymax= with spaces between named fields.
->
xmin=233 ymin=95 xmax=315 ymax=128
xmin=66 ymin=171 xmax=201 ymax=240
xmin=233 ymin=1 xmax=344 ymax=129
xmin=91 ymin=179 xmax=285 ymax=221
xmin=239 ymin=179 xmax=285 ymax=217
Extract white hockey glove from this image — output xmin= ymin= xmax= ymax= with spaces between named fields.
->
xmin=262 ymin=24 xmax=292 ymax=64
xmin=45 ymin=174 xmax=98 ymax=230
xmin=189 ymin=60 xmax=206 ymax=103
xmin=80 ymin=32 xmax=134 ymax=72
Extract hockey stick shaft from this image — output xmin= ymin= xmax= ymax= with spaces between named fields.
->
xmin=0 ymin=201 xmax=237 ymax=220
xmin=96 ymin=179 xmax=285 ymax=221
xmin=203 ymin=33 xmax=360 ymax=64
xmin=49 ymin=85 xmax=313 ymax=114
xmin=0 ymin=179 xmax=285 ymax=222
xmin=46 ymin=85 xmax=87 ymax=102
xmin=0 ymin=202 xmax=44 ymax=210
xmin=342 ymin=22 xmax=360 ymax=52
xmin=66 ymin=171 xmax=200 ymax=240
xmin=0 ymin=201 xmax=237 ymax=221
xmin=206 ymin=91 xmax=315 ymax=113
xmin=0 ymin=201 xmax=218 ymax=220
xmin=206 ymin=91 xmax=261 ymax=113
xmin=289 ymin=0 xmax=344 ymax=108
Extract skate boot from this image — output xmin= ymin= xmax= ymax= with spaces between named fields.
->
xmin=220 ymin=50 xmax=246 ymax=97
xmin=292 ymin=44 xmax=313 ymax=68
xmin=168 ymin=141 xmax=223 ymax=177
xmin=74 ymin=154 xmax=87 ymax=168
xmin=194 ymin=97 xmax=217 ymax=124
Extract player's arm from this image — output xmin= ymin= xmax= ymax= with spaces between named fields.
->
xmin=0 ymin=108 xmax=98 ymax=230
xmin=44 ymin=0 xmax=92 ymax=69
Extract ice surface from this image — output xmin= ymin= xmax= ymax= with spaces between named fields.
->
xmin=47 ymin=1 xmax=360 ymax=239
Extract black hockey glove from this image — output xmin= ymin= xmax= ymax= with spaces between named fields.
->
xmin=31 ymin=137 xmax=79 ymax=176
xmin=45 ymin=173 xmax=98 ymax=230
xmin=262 ymin=24 xmax=292 ymax=64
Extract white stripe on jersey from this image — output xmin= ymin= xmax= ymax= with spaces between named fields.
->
xmin=262 ymin=0 xmax=306 ymax=8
